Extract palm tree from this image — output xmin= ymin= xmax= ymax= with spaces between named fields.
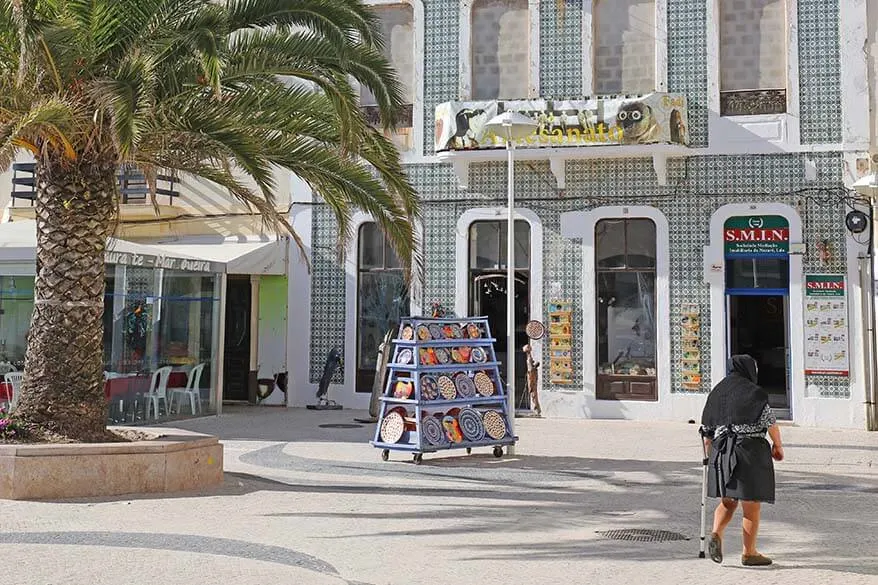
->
xmin=0 ymin=0 xmax=421 ymax=441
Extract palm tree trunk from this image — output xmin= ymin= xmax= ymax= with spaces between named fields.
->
xmin=15 ymin=154 xmax=118 ymax=441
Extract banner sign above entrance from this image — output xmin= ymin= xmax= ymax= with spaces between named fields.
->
xmin=723 ymin=215 xmax=790 ymax=256
xmin=804 ymin=274 xmax=849 ymax=376
xmin=434 ymin=93 xmax=689 ymax=152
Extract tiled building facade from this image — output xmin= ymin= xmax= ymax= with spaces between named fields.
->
xmin=288 ymin=0 xmax=874 ymax=429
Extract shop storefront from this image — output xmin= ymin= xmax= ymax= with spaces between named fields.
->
xmin=0 ymin=221 xmax=226 ymax=424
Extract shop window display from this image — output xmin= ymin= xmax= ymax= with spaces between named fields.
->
xmin=595 ymin=218 xmax=658 ymax=401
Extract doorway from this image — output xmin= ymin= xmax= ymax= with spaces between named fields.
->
xmin=223 ymin=276 xmax=251 ymax=401
xmin=468 ymin=220 xmax=531 ymax=410
xmin=727 ymin=295 xmax=790 ymax=411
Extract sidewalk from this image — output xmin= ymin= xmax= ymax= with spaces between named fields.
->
xmin=2 ymin=406 xmax=878 ymax=585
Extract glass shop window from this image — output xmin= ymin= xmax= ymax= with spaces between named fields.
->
xmin=357 ymin=222 xmax=410 ymax=392
xmin=725 ymin=258 xmax=790 ymax=291
xmin=595 ymin=218 xmax=658 ymax=401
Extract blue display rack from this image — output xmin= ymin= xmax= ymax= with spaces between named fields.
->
xmin=370 ymin=316 xmax=517 ymax=464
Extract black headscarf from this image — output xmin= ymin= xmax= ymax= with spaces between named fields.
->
xmin=701 ymin=355 xmax=769 ymax=428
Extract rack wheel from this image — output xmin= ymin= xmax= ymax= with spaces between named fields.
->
xmin=381 ymin=449 xmax=389 ymax=462
xmin=493 ymin=446 xmax=504 ymax=458
xmin=413 ymin=453 xmax=423 ymax=465
xmin=466 ymin=447 xmax=472 ymax=454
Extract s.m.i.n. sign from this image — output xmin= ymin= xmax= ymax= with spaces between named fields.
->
xmin=723 ymin=215 xmax=790 ymax=256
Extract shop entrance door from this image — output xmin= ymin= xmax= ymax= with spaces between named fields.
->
xmin=727 ymin=295 xmax=790 ymax=413
xmin=470 ymin=273 xmax=530 ymax=409
xmin=223 ymin=276 xmax=251 ymax=402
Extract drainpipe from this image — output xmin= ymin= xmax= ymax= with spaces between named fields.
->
xmin=869 ymin=198 xmax=878 ymax=430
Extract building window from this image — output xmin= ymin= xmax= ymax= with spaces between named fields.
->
xmin=356 ymin=222 xmax=410 ymax=392
xmin=471 ymin=0 xmax=530 ymax=100
xmin=595 ymin=218 xmax=657 ymax=401
xmin=593 ymin=0 xmax=656 ymax=95
xmin=361 ymin=4 xmax=415 ymax=152
xmin=719 ymin=0 xmax=787 ymax=116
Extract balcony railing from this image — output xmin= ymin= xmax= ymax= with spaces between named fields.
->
xmin=11 ymin=163 xmax=180 ymax=206
xmin=720 ymin=89 xmax=787 ymax=117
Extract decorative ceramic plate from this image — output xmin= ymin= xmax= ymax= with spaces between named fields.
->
xmin=438 ymin=375 xmax=457 ymax=400
xmin=466 ymin=323 xmax=481 ymax=339
xmin=434 ymin=347 xmax=451 ymax=365
xmin=380 ymin=411 xmax=405 ymax=443
xmin=416 ymin=325 xmax=431 ymax=341
xmin=400 ymin=326 xmax=414 ymax=341
xmin=420 ymin=375 xmax=439 ymax=400
xmin=442 ymin=416 xmax=464 ymax=443
xmin=483 ymin=410 xmax=508 ymax=440
xmin=458 ymin=408 xmax=486 ymax=442
xmin=428 ymin=324 xmax=444 ymax=340
xmin=393 ymin=380 xmax=413 ymax=399
xmin=422 ymin=416 xmax=446 ymax=446
xmin=448 ymin=324 xmax=464 ymax=339
xmin=419 ymin=348 xmax=438 ymax=366
xmin=397 ymin=348 xmax=413 ymax=365
xmin=457 ymin=347 xmax=472 ymax=363
xmin=454 ymin=372 xmax=476 ymax=398
xmin=474 ymin=371 xmax=495 ymax=396
xmin=471 ymin=347 xmax=487 ymax=363
xmin=525 ymin=320 xmax=545 ymax=339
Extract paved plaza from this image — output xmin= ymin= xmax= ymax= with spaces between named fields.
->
xmin=2 ymin=406 xmax=878 ymax=585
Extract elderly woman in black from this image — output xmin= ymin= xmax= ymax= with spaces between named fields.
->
xmin=701 ymin=355 xmax=784 ymax=567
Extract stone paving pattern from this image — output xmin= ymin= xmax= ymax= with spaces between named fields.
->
xmin=2 ymin=406 xmax=878 ymax=584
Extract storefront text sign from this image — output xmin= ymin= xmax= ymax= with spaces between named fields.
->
xmin=434 ymin=93 xmax=689 ymax=152
xmin=804 ymin=274 xmax=849 ymax=376
xmin=723 ymin=215 xmax=790 ymax=256
xmin=105 ymin=250 xmax=220 ymax=273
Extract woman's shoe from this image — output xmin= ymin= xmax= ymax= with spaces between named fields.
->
xmin=742 ymin=553 xmax=772 ymax=566
xmin=708 ymin=533 xmax=722 ymax=563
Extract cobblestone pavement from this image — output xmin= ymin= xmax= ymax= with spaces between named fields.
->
xmin=2 ymin=406 xmax=878 ymax=585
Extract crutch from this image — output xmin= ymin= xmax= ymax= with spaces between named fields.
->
xmin=698 ymin=427 xmax=710 ymax=558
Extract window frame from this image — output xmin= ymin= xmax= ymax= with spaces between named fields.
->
xmin=583 ymin=0 xmax=667 ymax=96
xmin=355 ymin=222 xmax=410 ymax=393
xmin=594 ymin=217 xmax=659 ymax=401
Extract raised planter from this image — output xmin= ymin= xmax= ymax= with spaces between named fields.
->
xmin=0 ymin=427 xmax=223 ymax=500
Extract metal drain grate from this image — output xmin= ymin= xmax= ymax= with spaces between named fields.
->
xmin=318 ymin=423 xmax=363 ymax=429
xmin=596 ymin=529 xmax=689 ymax=543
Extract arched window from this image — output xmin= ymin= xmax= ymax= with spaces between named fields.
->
xmin=471 ymin=0 xmax=530 ymax=100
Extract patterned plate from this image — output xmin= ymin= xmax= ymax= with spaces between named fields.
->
xmin=470 ymin=347 xmax=487 ymax=363
xmin=458 ymin=408 xmax=486 ymax=442
xmin=525 ymin=320 xmax=545 ymax=339
xmin=397 ymin=348 xmax=413 ymax=365
xmin=422 ymin=416 xmax=446 ymax=446
xmin=434 ymin=347 xmax=451 ymax=365
xmin=419 ymin=348 xmax=437 ymax=366
xmin=393 ymin=380 xmax=413 ymax=399
xmin=454 ymin=372 xmax=477 ymax=398
xmin=457 ymin=346 xmax=472 ymax=362
xmin=416 ymin=325 xmax=431 ymax=341
xmin=428 ymin=324 xmax=444 ymax=340
xmin=420 ymin=375 xmax=439 ymax=400
xmin=466 ymin=323 xmax=481 ymax=339
xmin=437 ymin=375 xmax=457 ymax=400
xmin=380 ymin=411 xmax=405 ymax=443
xmin=400 ymin=326 xmax=414 ymax=341
xmin=483 ymin=410 xmax=508 ymax=440
xmin=474 ymin=371 xmax=495 ymax=396
xmin=448 ymin=323 xmax=464 ymax=339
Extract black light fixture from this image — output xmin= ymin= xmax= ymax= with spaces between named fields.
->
xmin=845 ymin=209 xmax=869 ymax=234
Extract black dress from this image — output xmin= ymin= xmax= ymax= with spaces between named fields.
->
xmin=705 ymin=404 xmax=777 ymax=503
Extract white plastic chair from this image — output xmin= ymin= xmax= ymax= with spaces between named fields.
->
xmin=0 ymin=362 xmax=17 ymax=376
xmin=169 ymin=363 xmax=205 ymax=415
xmin=144 ymin=366 xmax=172 ymax=420
xmin=4 ymin=371 xmax=24 ymax=411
